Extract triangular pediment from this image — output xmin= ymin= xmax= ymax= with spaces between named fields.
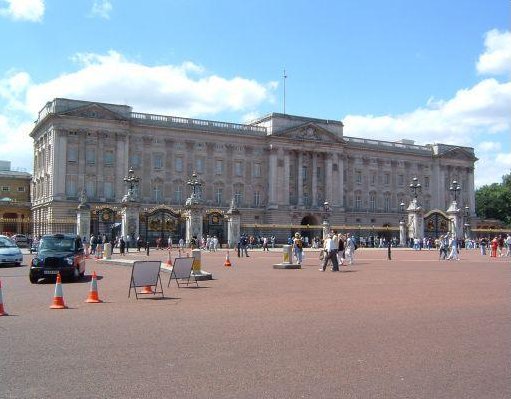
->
xmin=439 ymin=147 xmax=478 ymax=162
xmin=62 ymin=103 xmax=128 ymax=121
xmin=274 ymin=123 xmax=345 ymax=143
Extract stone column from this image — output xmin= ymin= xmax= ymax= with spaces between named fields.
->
xmin=297 ymin=151 xmax=304 ymax=205
xmin=267 ymin=146 xmax=278 ymax=208
xmin=121 ymin=203 xmax=140 ymax=246
xmin=399 ymin=220 xmax=407 ymax=246
xmin=467 ymin=167 xmax=475 ymax=214
xmin=337 ymin=153 xmax=344 ymax=208
xmin=322 ymin=220 xmax=330 ymax=241
xmin=446 ymin=201 xmax=461 ymax=238
xmin=407 ymin=198 xmax=424 ymax=240
xmin=185 ymin=206 xmax=203 ymax=246
xmin=76 ymin=204 xmax=91 ymax=240
xmin=226 ymin=208 xmax=241 ymax=249
xmin=325 ymin=154 xmax=333 ymax=202
xmin=283 ymin=151 xmax=290 ymax=206
xmin=312 ymin=152 xmax=318 ymax=206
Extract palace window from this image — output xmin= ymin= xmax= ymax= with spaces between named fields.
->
xmin=424 ymin=176 xmax=430 ymax=189
xmin=355 ymin=194 xmax=362 ymax=210
xmin=303 ymin=193 xmax=310 ymax=206
xmin=234 ymin=185 xmax=243 ymax=206
xmin=86 ymin=148 xmax=96 ymax=165
xmin=384 ymin=173 xmax=390 ymax=185
xmin=175 ymin=157 xmax=184 ymax=173
xmin=65 ymin=177 xmax=77 ymax=197
xmin=17 ymin=187 xmax=26 ymax=192
xmin=153 ymin=154 xmax=163 ymax=170
xmin=195 ymin=158 xmax=204 ymax=173
xmin=356 ymin=171 xmax=362 ymax=184
xmin=235 ymin=161 xmax=243 ymax=177
xmin=253 ymin=191 xmax=261 ymax=207
xmin=85 ymin=180 xmax=96 ymax=198
xmin=67 ymin=147 xmax=78 ymax=163
xmin=104 ymin=151 xmax=114 ymax=166
xmin=215 ymin=160 xmax=224 ymax=175
xmin=398 ymin=174 xmax=404 ymax=186
xmin=369 ymin=193 xmax=376 ymax=211
xmin=153 ymin=185 xmax=162 ymax=203
xmin=2 ymin=186 xmax=9 ymax=192
xmin=370 ymin=173 xmax=376 ymax=186
xmin=130 ymin=154 xmax=141 ymax=168
xmin=174 ymin=186 xmax=183 ymax=204
xmin=104 ymin=182 xmax=114 ymax=200
xmin=215 ymin=188 xmax=223 ymax=205
xmin=384 ymin=193 xmax=391 ymax=212
xmin=253 ymin=163 xmax=262 ymax=178
xmin=302 ymin=166 xmax=308 ymax=181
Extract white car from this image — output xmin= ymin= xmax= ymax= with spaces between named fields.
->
xmin=0 ymin=235 xmax=23 ymax=266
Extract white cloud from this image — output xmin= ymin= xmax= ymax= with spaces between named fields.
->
xmin=0 ymin=50 xmax=277 ymax=170
xmin=19 ymin=50 xmax=276 ymax=117
xmin=478 ymin=141 xmax=502 ymax=152
xmin=0 ymin=0 xmax=44 ymax=22
xmin=343 ymin=79 xmax=511 ymax=146
xmin=477 ymin=29 xmax=511 ymax=76
xmin=91 ymin=0 xmax=112 ymax=19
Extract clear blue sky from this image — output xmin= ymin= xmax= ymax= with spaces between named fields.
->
xmin=0 ymin=0 xmax=509 ymax=187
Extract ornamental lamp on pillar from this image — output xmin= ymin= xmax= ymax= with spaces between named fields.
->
xmin=464 ymin=205 xmax=471 ymax=239
xmin=322 ymin=201 xmax=331 ymax=240
xmin=399 ymin=201 xmax=407 ymax=246
xmin=447 ymin=180 xmax=461 ymax=238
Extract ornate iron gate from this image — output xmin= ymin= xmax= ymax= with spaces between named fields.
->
xmin=203 ymin=210 xmax=226 ymax=244
xmin=424 ymin=211 xmax=449 ymax=238
xmin=140 ymin=206 xmax=185 ymax=246
xmin=91 ymin=206 xmax=121 ymax=240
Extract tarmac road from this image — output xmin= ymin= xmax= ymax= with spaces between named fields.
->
xmin=1 ymin=247 xmax=510 ymax=399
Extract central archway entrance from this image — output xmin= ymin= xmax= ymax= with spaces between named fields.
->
xmin=300 ymin=215 xmax=321 ymax=247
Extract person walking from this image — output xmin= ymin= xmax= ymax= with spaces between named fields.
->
xmin=446 ymin=235 xmax=459 ymax=260
xmin=319 ymin=232 xmax=339 ymax=272
xmin=479 ymin=237 xmax=487 ymax=256
xmin=239 ymin=235 xmax=249 ymax=257
xmin=293 ymin=232 xmax=304 ymax=265
xmin=345 ymin=233 xmax=356 ymax=265
xmin=119 ymin=236 xmax=126 ymax=256
xmin=490 ymin=236 xmax=498 ymax=258
xmin=337 ymin=234 xmax=345 ymax=266
xmin=439 ymin=235 xmax=448 ymax=260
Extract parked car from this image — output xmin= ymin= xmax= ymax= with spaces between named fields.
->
xmin=29 ymin=234 xmax=85 ymax=284
xmin=0 ymin=235 xmax=23 ymax=267
xmin=11 ymin=234 xmax=29 ymax=247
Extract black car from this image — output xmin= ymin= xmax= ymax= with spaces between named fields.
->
xmin=29 ymin=234 xmax=86 ymax=284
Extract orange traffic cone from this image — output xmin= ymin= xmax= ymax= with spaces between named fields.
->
xmin=50 ymin=273 xmax=67 ymax=309
xmin=224 ymin=251 xmax=232 ymax=267
xmin=0 ymin=279 xmax=8 ymax=316
xmin=85 ymin=271 xmax=102 ymax=303
xmin=166 ymin=250 xmax=173 ymax=267
xmin=140 ymin=285 xmax=154 ymax=294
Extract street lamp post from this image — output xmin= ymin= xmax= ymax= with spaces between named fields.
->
xmin=144 ymin=210 xmax=149 ymax=256
xmin=464 ymin=205 xmax=471 ymax=239
xmin=123 ymin=167 xmax=140 ymax=201
xmin=409 ymin=177 xmax=422 ymax=200
xmin=449 ymin=180 xmax=461 ymax=202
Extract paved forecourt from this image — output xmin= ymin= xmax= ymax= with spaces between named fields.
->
xmin=1 ymin=247 xmax=510 ymax=399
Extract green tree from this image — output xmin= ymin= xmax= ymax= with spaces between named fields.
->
xmin=475 ymin=173 xmax=511 ymax=225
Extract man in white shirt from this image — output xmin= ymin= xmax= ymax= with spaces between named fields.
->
xmin=319 ymin=233 xmax=339 ymax=272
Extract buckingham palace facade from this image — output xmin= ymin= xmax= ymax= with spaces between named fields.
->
xmin=29 ymin=98 xmax=477 ymax=240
